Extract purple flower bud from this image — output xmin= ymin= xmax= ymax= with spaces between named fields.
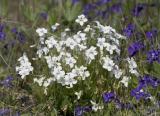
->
xmin=40 ymin=12 xmax=48 ymax=20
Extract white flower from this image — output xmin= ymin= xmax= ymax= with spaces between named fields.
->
xmin=90 ymin=100 xmax=104 ymax=112
xmin=36 ymin=28 xmax=47 ymax=36
xmin=75 ymin=14 xmax=88 ymax=26
xmin=84 ymin=25 xmax=92 ymax=32
xmin=73 ymin=32 xmax=87 ymax=44
xmin=39 ymin=37 xmax=45 ymax=44
xmin=45 ymin=56 xmax=60 ymax=68
xmin=43 ymin=78 xmax=53 ymax=88
xmin=77 ymin=44 xmax=87 ymax=51
xmin=65 ymin=28 xmax=70 ymax=32
xmin=55 ymin=40 xmax=65 ymax=52
xmin=16 ymin=53 xmax=34 ymax=79
xmin=85 ymin=46 xmax=97 ymax=63
xmin=51 ymin=23 xmax=60 ymax=31
xmin=96 ymin=37 xmax=107 ymax=50
xmin=120 ymin=76 xmax=130 ymax=87
xmin=64 ymin=72 xmax=77 ymax=88
xmin=45 ymin=36 xmax=57 ymax=49
xmin=106 ymin=43 xmax=118 ymax=55
xmin=113 ymin=65 xmax=123 ymax=79
xmin=77 ymin=31 xmax=87 ymax=41
xmin=37 ymin=47 xmax=49 ymax=58
xmin=51 ymin=66 xmax=65 ymax=80
xmin=65 ymin=37 xmax=77 ymax=50
xmin=127 ymin=57 xmax=139 ymax=76
xmin=72 ymin=66 xmax=90 ymax=80
xmin=75 ymin=90 xmax=82 ymax=100
xmin=34 ymin=76 xmax=54 ymax=95
xmin=102 ymin=26 xmax=116 ymax=34
xmin=95 ymin=22 xmax=115 ymax=34
xmin=34 ymin=76 xmax=45 ymax=86
xmin=65 ymin=56 xmax=77 ymax=68
xmin=110 ymin=37 xmax=120 ymax=45
xmin=102 ymin=56 xmax=115 ymax=71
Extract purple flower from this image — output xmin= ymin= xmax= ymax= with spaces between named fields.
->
xmin=131 ymin=75 xmax=160 ymax=100
xmin=132 ymin=3 xmax=145 ymax=16
xmin=102 ymin=92 xmax=115 ymax=103
xmin=131 ymin=88 xmax=151 ymax=100
xmin=0 ymin=76 xmax=13 ymax=88
xmin=123 ymin=24 xmax=135 ymax=38
xmin=14 ymin=111 xmax=21 ymax=116
xmin=95 ymin=10 xmax=108 ymax=19
xmin=146 ymin=28 xmax=158 ymax=40
xmin=11 ymin=28 xmax=18 ymax=34
xmin=83 ymin=4 xmax=96 ymax=15
xmin=40 ymin=12 xmax=48 ymax=20
xmin=74 ymin=106 xmax=92 ymax=116
xmin=95 ymin=0 xmax=111 ymax=6
xmin=147 ymin=49 xmax=160 ymax=63
xmin=17 ymin=32 xmax=26 ymax=43
xmin=74 ymin=106 xmax=83 ymax=116
xmin=128 ymin=41 xmax=144 ymax=57
xmin=72 ymin=0 xmax=79 ymax=5
xmin=142 ymin=75 xmax=160 ymax=88
xmin=110 ymin=3 xmax=122 ymax=13
xmin=0 ymin=24 xmax=4 ymax=32
xmin=0 ymin=32 xmax=6 ymax=40
xmin=0 ymin=108 xmax=11 ymax=115
xmin=11 ymin=28 xmax=26 ymax=43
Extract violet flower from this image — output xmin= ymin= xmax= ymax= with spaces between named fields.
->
xmin=147 ymin=49 xmax=160 ymax=63
xmin=74 ymin=106 xmax=92 ymax=116
xmin=110 ymin=3 xmax=122 ymax=13
xmin=72 ymin=0 xmax=79 ymax=5
xmin=0 ymin=108 xmax=11 ymax=115
xmin=0 ymin=24 xmax=4 ymax=32
xmin=11 ymin=28 xmax=26 ymax=43
xmin=145 ymin=28 xmax=158 ymax=40
xmin=132 ymin=3 xmax=146 ymax=16
xmin=95 ymin=0 xmax=111 ymax=6
xmin=128 ymin=41 xmax=144 ymax=57
xmin=123 ymin=24 xmax=135 ymax=38
xmin=0 ymin=32 xmax=6 ymax=41
xmin=131 ymin=75 xmax=160 ymax=100
xmin=40 ymin=12 xmax=48 ymax=20
xmin=102 ymin=92 xmax=115 ymax=103
xmin=0 ymin=76 xmax=13 ymax=88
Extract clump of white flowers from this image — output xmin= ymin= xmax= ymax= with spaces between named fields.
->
xmin=16 ymin=14 xmax=140 ymax=94
xmin=16 ymin=53 xmax=34 ymax=79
